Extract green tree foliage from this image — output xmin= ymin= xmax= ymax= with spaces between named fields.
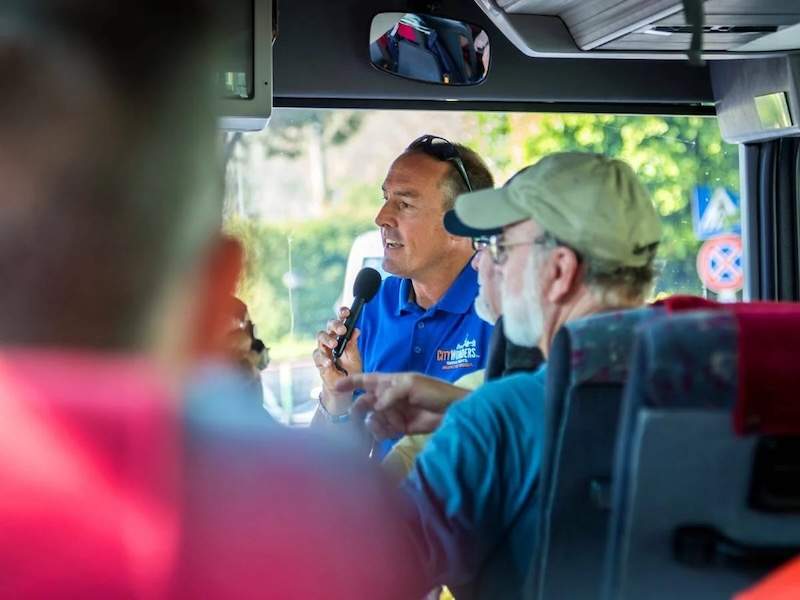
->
xmin=469 ymin=113 xmax=740 ymax=295
xmin=227 ymin=111 xmax=741 ymax=357
xmin=225 ymin=198 xmax=377 ymax=351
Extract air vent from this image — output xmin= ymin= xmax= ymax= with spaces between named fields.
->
xmin=648 ymin=25 xmax=779 ymax=35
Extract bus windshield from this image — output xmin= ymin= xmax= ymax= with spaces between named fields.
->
xmin=223 ymin=107 xmax=741 ymax=425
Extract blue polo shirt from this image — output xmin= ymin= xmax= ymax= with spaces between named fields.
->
xmin=356 ymin=261 xmax=493 ymax=454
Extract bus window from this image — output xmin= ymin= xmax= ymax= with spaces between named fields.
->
xmin=223 ymin=107 xmax=740 ymax=424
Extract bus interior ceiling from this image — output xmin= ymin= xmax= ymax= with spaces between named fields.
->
xmin=273 ymin=0 xmax=800 ymax=115
xmin=273 ymin=0 xmax=712 ymax=112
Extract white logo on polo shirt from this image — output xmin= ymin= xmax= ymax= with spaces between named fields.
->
xmin=436 ymin=335 xmax=479 ymax=370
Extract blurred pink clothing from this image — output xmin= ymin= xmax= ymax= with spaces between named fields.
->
xmin=0 ymin=350 xmax=426 ymax=599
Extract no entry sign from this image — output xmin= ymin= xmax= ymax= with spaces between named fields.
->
xmin=696 ymin=234 xmax=744 ymax=293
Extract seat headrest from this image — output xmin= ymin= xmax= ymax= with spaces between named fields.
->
xmin=564 ymin=306 xmax=658 ymax=386
xmin=650 ymin=297 xmax=800 ymax=436
xmin=635 ymin=310 xmax=739 ymax=410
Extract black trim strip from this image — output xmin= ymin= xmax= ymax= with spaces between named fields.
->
xmin=741 ymin=144 xmax=761 ymax=301
xmin=273 ymin=97 xmax=716 ymax=116
xmin=791 ymin=138 xmax=800 ymax=301
xmin=758 ymin=141 xmax=777 ymax=300
xmin=776 ymin=138 xmax=799 ymax=300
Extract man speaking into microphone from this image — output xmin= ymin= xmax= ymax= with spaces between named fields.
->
xmin=312 ymin=136 xmax=495 ymax=456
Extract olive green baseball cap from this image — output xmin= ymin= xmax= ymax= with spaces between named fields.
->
xmin=453 ymin=152 xmax=662 ymax=269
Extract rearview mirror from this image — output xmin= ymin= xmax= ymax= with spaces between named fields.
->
xmin=369 ymin=13 xmax=490 ymax=86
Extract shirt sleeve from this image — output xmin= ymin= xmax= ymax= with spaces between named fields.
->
xmin=400 ymin=372 xmax=545 ymax=586
xmin=383 ymin=370 xmax=484 ymax=484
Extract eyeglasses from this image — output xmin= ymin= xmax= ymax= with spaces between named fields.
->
xmin=471 ymin=236 xmax=491 ymax=252
xmin=487 ymin=234 xmax=553 ymax=265
xmin=407 ymin=135 xmax=472 ymax=192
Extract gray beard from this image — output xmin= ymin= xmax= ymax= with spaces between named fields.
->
xmin=502 ymin=253 xmax=544 ymax=348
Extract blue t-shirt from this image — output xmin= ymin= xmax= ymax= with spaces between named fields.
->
xmin=356 ymin=261 xmax=494 ymax=454
xmin=402 ymin=366 xmax=547 ymax=600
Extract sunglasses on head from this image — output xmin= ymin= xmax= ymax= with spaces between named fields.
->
xmin=407 ymin=134 xmax=473 ymax=192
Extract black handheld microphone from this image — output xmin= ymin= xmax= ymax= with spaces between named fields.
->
xmin=333 ymin=267 xmax=382 ymax=361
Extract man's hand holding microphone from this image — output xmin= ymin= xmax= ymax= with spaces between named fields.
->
xmin=313 ymin=268 xmax=381 ymax=421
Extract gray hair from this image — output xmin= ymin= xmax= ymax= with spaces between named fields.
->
xmin=535 ymin=231 xmax=659 ymax=307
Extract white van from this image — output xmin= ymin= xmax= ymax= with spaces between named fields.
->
xmin=338 ymin=229 xmax=388 ymax=308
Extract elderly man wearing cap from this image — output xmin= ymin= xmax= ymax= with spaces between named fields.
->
xmin=337 ymin=152 xmax=662 ymax=598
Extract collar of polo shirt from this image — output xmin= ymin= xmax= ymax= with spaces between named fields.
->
xmin=396 ymin=260 xmax=476 ymax=316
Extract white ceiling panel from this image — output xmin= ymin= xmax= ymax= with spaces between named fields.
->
xmin=476 ymin=0 xmax=800 ymax=57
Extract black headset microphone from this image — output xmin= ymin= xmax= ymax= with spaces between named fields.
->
xmin=332 ymin=267 xmax=382 ymax=373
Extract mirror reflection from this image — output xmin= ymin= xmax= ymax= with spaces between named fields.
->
xmin=369 ymin=13 xmax=490 ymax=86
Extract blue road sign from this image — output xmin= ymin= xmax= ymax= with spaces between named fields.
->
xmin=691 ymin=186 xmax=741 ymax=240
